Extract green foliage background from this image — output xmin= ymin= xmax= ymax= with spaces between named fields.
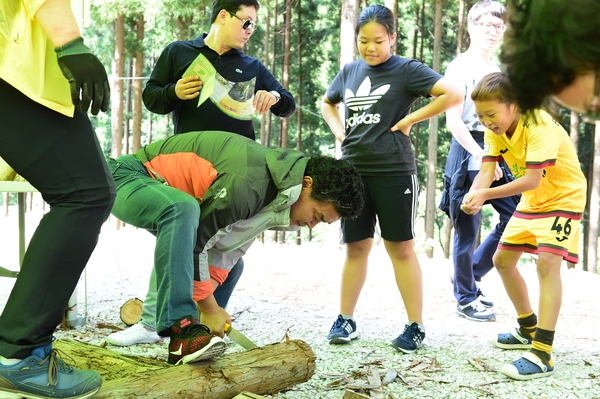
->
xmin=85 ymin=1 xmax=461 ymax=181
xmin=81 ymin=0 xmax=597 ymax=253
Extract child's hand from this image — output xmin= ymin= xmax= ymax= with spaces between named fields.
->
xmin=461 ymin=191 xmax=484 ymax=214
xmin=389 ymin=118 xmax=413 ymax=136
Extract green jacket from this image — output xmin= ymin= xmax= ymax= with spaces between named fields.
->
xmin=135 ymin=131 xmax=307 ymax=283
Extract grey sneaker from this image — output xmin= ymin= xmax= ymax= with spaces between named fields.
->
xmin=391 ymin=322 xmax=425 ymax=354
xmin=0 ymin=343 xmax=101 ymax=399
xmin=456 ymin=298 xmax=496 ymax=322
xmin=327 ymin=315 xmax=359 ymax=344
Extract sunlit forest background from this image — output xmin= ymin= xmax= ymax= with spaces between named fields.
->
xmin=50 ymin=0 xmax=600 ymax=272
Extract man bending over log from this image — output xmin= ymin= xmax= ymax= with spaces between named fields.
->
xmin=106 ymin=131 xmax=364 ymax=365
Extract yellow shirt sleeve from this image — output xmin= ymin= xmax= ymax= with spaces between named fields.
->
xmin=0 ymin=0 xmax=74 ymax=116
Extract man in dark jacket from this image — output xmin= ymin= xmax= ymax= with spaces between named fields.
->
xmin=106 ymin=131 xmax=364 ymax=365
xmin=142 ymin=0 xmax=295 ymax=139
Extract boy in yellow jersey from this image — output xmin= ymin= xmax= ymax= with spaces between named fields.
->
xmin=461 ymin=72 xmax=587 ymax=380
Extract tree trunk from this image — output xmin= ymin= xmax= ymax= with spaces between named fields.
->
xmin=412 ymin=4 xmax=419 ymax=60
xmin=268 ymin=4 xmax=278 ymax=147
xmin=54 ymin=338 xmax=316 ymax=399
xmin=586 ymin=123 xmax=599 ymax=274
xmin=413 ymin=1 xmax=425 ymax=155
xmin=340 ymin=0 xmax=358 ymax=67
xmin=277 ymin=230 xmax=286 ymax=243
xmin=419 ymin=0 xmax=425 ymax=63
xmin=132 ymin=13 xmax=144 ymax=153
xmin=124 ymin=59 xmax=132 ymax=154
xmin=567 ymin=111 xmax=580 ymax=269
xmin=384 ymin=0 xmax=398 ymax=55
xmin=583 ymin=152 xmax=592 ymax=268
xmin=570 ymin=111 xmax=580 ymax=149
xmin=424 ymin=0 xmax=443 ymax=259
xmin=111 ymin=14 xmax=125 ymax=158
xmin=337 ymin=0 xmax=358 ymax=155
xmin=443 ymin=217 xmax=452 ymax=259
xmin=260 ymin=0 xmax=271 ymax=147
xmin=456 ymin=0 xmax=465 ymax=56
xmin=280 ymin=0 xmax=292 ymax=148
xmin=295 ymin=0 xmax=303 ymax=152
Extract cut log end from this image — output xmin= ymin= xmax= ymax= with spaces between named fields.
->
xmin=119 ymin=298 xmax=144 ymax=326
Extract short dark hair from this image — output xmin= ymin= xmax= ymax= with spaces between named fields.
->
xmin=210 ymin=0 xmax=261 ymax=23
xmin=471 ymin=72 xmax=517 ymax=105
xmin=355 ymin=5 xmax=396 ymax=38
xmin=500 ymin=0 xmax=600 ymax=113
xmin=467 ymin=0 xmax=506 ymax=24
xmin=304 ymin=156 xmax=364 ymax=220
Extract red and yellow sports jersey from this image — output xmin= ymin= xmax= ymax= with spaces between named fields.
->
xmin=482 ymin=110 xmax=586 ymax=217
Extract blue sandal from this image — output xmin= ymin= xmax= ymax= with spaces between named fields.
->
xmin=492 ymin=327 xmax=532 ymax=349
xmin=501 ymin=352 xmax=554 ymax=380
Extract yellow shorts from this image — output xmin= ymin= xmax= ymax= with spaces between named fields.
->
xmin=499 ymin=213 xmax=582 ymax=263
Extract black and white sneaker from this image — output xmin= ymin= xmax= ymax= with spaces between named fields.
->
xmin=327 ymin=314 xmax=358 ymax=344
xmin=476 ymin=281 xmax=494 ymax=308
xmin=391 ymin=322 xmax=425 ymax=354
xmin=456 ymin=298 xmax=496 ymax=322
xmin=477 ymin=288 xmax=494 ymax=308
xmin=450 ymin=276 xmax=494 ymax=308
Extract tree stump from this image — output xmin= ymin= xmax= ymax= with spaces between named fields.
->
xmin=54 ymin=338 xmax=316 ymax=399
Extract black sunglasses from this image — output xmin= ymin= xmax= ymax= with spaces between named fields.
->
xmin=226 ymin=10 xmax=257 ymax=32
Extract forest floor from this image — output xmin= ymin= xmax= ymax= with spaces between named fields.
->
xmin=1 ymin=205 xmax=599 ymax=399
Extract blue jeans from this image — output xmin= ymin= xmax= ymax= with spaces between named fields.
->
xmin=140 ymin=257 xmax=245 ymax=330
xmin=0 ymin=79 xmax=115 ymax=358
xmin=108 ymin=155 xmax=199 ymax=335
xmin=214 ymin=257 xmax=244 ymax=309
xmin=453 ymin=170 xmax=519 ymax=305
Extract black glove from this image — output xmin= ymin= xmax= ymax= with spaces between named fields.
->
xmin=55 ymin=37 xmax=110 ymax=115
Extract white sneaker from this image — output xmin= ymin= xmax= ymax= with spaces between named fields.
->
xmin=106 ymin=323 xmax=161 ymax=346
xmin=456 ymin=298 xmax=496 ymax=322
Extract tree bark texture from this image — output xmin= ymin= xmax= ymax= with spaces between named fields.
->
xmin=132 ymin=12 xmax=144 ymax=153
xmin=586 ymin=122 xmax=600 ymax=274
xmin=111 ymin=14 xmax=125 ymax=158
xmin=340 ymin=0 xmax=358 ymax=67
xmin=567 ymin=111 xmax=580 ymax=269
xmin=424 ymin=0 xmax=444 ymax=258
xmin=295 ymin=0 xmax=303 ymax=152
xmin=280 ymin=0 xmax=292 ymax=148
xmin=260 ymin=0 xmax=271 ymax=147
xmin=54 ymin=338 xmax=316 ymax=399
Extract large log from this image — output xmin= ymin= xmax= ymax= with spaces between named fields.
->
xmin=54 ymin=340 xmax=166 ymax=381
xmin=54 ymin=338 xmax=316 ymax=399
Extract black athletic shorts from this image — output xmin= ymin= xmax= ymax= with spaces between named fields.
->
xmin=341 ymin=174 xmax=419 ymax=243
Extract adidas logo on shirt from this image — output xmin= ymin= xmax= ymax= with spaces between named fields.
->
xmin=345 ymin=77 xmax=390 ymax=128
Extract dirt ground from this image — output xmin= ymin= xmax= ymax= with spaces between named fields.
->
xmin=1 ymin=206 xmax=599 ymax=399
